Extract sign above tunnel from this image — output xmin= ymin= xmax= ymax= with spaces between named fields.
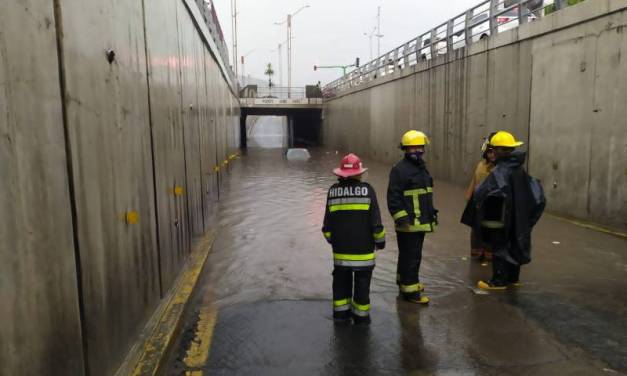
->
xmin=240 ymin=97 xmax=323 ymax=109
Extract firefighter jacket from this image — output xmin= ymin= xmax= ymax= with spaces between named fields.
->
xmin=461 ymin=151 xmax=546 ymax=265
xmin=322 ymin=179 xmax=385 ymax=269
xmin=387 ymin=157 xmax=438 ymax=232
xmin=465 ymin=159 xmax=494 ymax=201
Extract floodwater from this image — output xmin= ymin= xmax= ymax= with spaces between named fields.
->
xmin=165 ymin=133 xmax=627 ymax=375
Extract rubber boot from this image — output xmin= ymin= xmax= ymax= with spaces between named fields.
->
xmin=333 ymin=310 xmax=351 ymax=323
xmin=398 ymin=283 xmax=425 ymax=296
xmin=402 ymin=292 xmax=430 ymax=304
xmin=508 ymin=264 xmax=521 ymax=287
xmin=477 ymin=280 xmax=507 ymax=291
xmin=352 ymin=313 xmax=371 ymax=325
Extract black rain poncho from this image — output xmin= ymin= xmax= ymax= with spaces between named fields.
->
xmin=461 ymin=151 xmax=546 ymax=265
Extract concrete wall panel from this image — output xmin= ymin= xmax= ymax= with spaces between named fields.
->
xmin=0 ymin=3 xmax=85 ymax=375
xmin=177 ymin=6 xmax=205 ymax=238
xmin=589 ymin=13 xmax=627 ymax=224
xmin=529 ymin=12 xmax=627 ymax=226
xmin=144 ymin=0 xmax=191 ymax=292
xmin=57 ymin=0 xmax=161 ymax=374
xmin=528 ymin=30 xmax=595 ymax=219
xmin=200 ymin=49 xmax=219 ymax=226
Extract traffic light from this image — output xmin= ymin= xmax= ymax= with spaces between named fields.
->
xmin=355 ymin=57 xmax=360 ymax=67
xmin=313 ymin=65 xmax=317 ymax=71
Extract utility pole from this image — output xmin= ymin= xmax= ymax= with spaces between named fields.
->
xmin=278 ymin=43 xmax=283 ymax=87
xmin=375 ymin=6 xmax=384 ymax=57
xmin=275 ymin=5 xmax=309 ymax=98
xmin=231 ymin=0 xmax=238 ymax=77
xmin=270 ymin=42 xmax=286 ymax=86
xmin=363 ymin=26 xmax=376 ymax=60
xmin=287 ymin=14 xmax=292 ymax=97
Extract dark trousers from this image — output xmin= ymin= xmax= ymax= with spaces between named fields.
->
xmin=333 ymin=267 xmax=373 ymax=316
xmin=396 ymin=232 xmax=425 ymax=292
xmin=492 ymin=255 xmax=521 ymax=286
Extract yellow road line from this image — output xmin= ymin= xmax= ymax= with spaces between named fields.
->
xmin=183 ymin=305 xmax=218 ymax=369
xmin=131 ymin=232 xmax=216 ymax=376
xmin=548 ymin=214 xmax=627 ymax=239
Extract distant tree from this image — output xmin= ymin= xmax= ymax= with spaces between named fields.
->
xmin=264 ymin=63 xmax=275 ymax=88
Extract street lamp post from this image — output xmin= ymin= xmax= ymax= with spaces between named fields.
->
xmin=275 ymin=5 xmax=310 ymax=98
xmin=231 ymin=0 xmax=239 ymax=78
xmin=287 ymin=14 xmax=292 ymax=96
xmin=270 ymin=40 xmax=288 ymax=87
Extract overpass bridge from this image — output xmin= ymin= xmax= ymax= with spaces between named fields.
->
xmin=239 ymin=86 xmax=324 ymax=148
xmin=1 ymin=0 xmax=626 ymax=375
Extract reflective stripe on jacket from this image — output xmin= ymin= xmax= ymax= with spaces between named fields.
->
xmin=322 ymin=179 xmax=385 ymax=268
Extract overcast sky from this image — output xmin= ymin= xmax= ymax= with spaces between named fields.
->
xmin=213 ymin=0 xmax=482 ymax=86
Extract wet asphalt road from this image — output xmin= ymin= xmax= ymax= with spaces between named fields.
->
xmin=165 ymin=146 xmax=627 ymax=376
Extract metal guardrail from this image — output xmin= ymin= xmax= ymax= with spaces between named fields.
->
xmin=322 ymin=0 xmax=585 ymax=98
xmin=194 ymin=0 xmax=238 ymax=87
xmin=253 ymin=87 xmax=307 ymax=100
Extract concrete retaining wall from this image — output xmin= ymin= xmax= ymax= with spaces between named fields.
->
xmin=323 ymin=0 xmax=627 ymax=228
xmin=0 ymin=0 xmax=239 ymax=375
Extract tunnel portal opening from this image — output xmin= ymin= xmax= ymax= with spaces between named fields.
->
xmin=240 ymin=108 xmax=322 ymax=150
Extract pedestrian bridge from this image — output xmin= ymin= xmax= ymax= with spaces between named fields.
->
xmin=239 ymin=86 xmax=323 ymax=148
xmin=240 ymin=97 xmax=323 ymax=110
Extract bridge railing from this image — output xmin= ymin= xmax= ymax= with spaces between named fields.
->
xmin=322 ymin=0 xmax=585 ymax=98
xmin=195 ymin=0 xmax=238 ymax=87
xmin=240 ymin=86 xmax=308 ymax=100
xmin=256 ymin=87 xmax=307 ymax=100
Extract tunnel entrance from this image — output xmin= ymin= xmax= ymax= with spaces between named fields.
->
xmin=240 ymin=108 xmax=322 ymax=149
xmin=246 ymin=116 xmax=288 ymax=149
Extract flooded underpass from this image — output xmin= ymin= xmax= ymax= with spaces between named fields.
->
xmin=165 ymin=142 xmax=627 ymax=375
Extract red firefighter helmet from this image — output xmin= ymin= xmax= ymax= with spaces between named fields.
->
xmin=333 ymin=153 xmax=368 ymax=178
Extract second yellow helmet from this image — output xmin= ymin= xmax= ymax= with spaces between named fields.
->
xmin=489 ymin=131 xmax=524 ymax=148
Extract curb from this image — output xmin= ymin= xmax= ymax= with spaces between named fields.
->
xmin=548 ymin=214 xmax=627 ymax=239
xmin=129 ymin=232 xmax=216 ymax=376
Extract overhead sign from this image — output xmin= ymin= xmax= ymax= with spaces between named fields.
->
xmin=240 ymin=98 xmax=323 ymax=107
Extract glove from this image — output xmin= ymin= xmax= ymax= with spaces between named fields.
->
xmin=395 ymin=216 xmax=411 ymax=227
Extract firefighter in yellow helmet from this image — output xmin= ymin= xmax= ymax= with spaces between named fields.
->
xmin=387 ymin=130 xmax=437 ymax=304
xmin=461 ymin=131 xmax=546 ymax=290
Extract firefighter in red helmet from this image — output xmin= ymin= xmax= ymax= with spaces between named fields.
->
xmin=322 ymin=153 xmax=385 ymax=325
